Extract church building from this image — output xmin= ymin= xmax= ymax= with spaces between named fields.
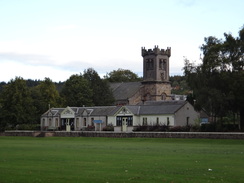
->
xmin=40 ymin=46 xmax=201 ymax=132
xmin=110 ymin=46 xmax=172 ymax=105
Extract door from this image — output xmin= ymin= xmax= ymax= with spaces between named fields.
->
xmin=122 ymin=118 xmax=127 ymax=132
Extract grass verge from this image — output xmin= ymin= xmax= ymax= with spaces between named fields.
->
xmin=0 ymin=137 xmax=244 ymax=183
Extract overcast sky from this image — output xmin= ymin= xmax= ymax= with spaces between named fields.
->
xmin=0 ymin=0 xmax=243 ymax=82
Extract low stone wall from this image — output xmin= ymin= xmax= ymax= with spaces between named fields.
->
xmin=2 ymin=131 xmax=244 ymax=139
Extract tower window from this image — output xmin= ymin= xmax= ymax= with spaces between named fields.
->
xmin=159 ymin=59 xmax=163 ymax=69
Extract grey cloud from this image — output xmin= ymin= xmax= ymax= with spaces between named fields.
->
xmin=0 ymin=52 xmax=53 ymax=65
xmin=0 ymin=52 xmax=90 ymax=73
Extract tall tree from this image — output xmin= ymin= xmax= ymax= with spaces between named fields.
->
xmin=0 ymin=77 xmax=36 ymax=129
xmin=32 ymin=78 xmax=62 ymax=119
xmin=61 ymin=74 xmax=93 ymax=107
xmin=83 ymin=68 xmax=114 ymax=106
xmin=104 ymin=68 xmax=141 ymax=82
xmin=184 ymin=26 xmax=244 ymax=129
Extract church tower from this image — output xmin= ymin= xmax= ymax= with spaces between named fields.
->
xmin=141 ymin=45 xmax=172 ymax=101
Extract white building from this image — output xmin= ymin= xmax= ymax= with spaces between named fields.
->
xmin=41 ymin=101 xmax=199 ymax=132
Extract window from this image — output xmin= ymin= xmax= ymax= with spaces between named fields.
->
xmin=55 ymin=118 xmax=58 ymax=127
xmin=146 ymin=59 xmax=154 ymax=70
xmin=167 ymin=117 xmax=170 ymax=126
xmin=91 ymin=118 xmax=94 ymax=126
xmin=186 ymin=117 xmax=189 ymax=126
xmin=42 ymin=118 xmax=45 ymax=126
xmin=159 ymin=59 xmax=163 ymax=69
xmin=116 ymin=117 xmax=122 ymax=126
xmin=84 ymin=118 xmax=87 ymax=126
xmin=156 ymin=117 xmax=159 ymax=125
xmin=127 ymin=116 xmax=133 ymax=126
xmin=161 ymin=93 xmax=166 ymax=100
xmin=76 ymin=118 xmax=79 ymax=127
xmin=143 ymin=118 xmax=147 ymax=126
xmin=49 ymin=118 xmax=52 ymax=126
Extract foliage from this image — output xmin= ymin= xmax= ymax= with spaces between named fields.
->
xmin=104 ymin=68 xmax=142 ymax=82
xmin=61 ymin=74 xmax=93 ymax=107
xmin=170 ymin=75 xmax=191 ymax=95
xmin=0 ymin=77 xmax=36 ymax=130
xmin=1 ymin=137 xmax=244 ymax=183
xmin=31 ymin=78 xmax=62 ymax=121
xmin=102 ymin=123 xmax=114 ymax=131
xmin=169 ymin=125 xmax=191 ymax=132
xmin=84 ymin=125 xmax=95 ymax=131
xmin=83 ymin=68 xmax=114 ymax=106
xmin=133 ymin=124 xmax=169 ymax=132
xmin=0 ymin=68 xmax=116 ymax=130
xmin=16 ymin=123 xmax=40 ymax=130
xmin=184 ymin=26 xmax=244 ymax=129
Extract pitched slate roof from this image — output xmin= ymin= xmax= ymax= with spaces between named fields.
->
xmin=126 ymin=101 xmax=187 ymax=115
xmin=82 ymin=106 xmax=118 ymax=116
xmin=42 ymin=106 xmax=119 ymax=117
xmin=110 ymin=82 xmax=142 ymax=101
xmin=41 ymin=108 xmax=63 ymax=117
xmin=41 ymin=101 xmax=188 ymax=117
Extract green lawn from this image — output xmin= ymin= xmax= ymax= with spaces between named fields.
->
xmin=0 ymin=137 xmax=243 ymax=183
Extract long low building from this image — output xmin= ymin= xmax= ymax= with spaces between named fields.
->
xmin=40 ymin=101 xmax=200 ymax=132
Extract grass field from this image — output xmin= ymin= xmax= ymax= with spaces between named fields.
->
xmin=0 ymin=137 xmax=244 ymax=183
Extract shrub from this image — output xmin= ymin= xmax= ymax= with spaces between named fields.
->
xmin=133 ymin=124 xmax=169 ymax=132
xmin=84 ymin=125 xmax=95 ymax=131
xmin=169 ymin=126 xmax=190 ymax=132
xmin=200 ymin=123 xmax=216 ymax=132
xmin=103 ymin=124 xmax=114 ymax=131
xmin=16 ymin=124 xmax=40 ymax=130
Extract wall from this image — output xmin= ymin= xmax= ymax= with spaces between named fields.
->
xmin=138 ymin=115 xmax=174 ymax=126
xmin=2 ymin=131 xmax=244 ymax=139
xmin=174 ymin=102 xmax=199 ymax=126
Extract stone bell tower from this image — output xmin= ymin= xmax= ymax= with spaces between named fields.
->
xmin=141 ymin=45 xmax=172 ymax=101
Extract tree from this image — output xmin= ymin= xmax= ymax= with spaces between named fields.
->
xmin=32 ymin=78 xmax=62 ymax=120
xmin=104 ymin=68 xmax=141 ymax=82
xmin=184 ymin=26 xmax=244 ymax=130
xmin=83 ymin=68 xmax=114 ymax=106
xmin=0 ymin=77 xmax=36 ymax=129
xmin=61 ymin=74 xmax=93 ymax=107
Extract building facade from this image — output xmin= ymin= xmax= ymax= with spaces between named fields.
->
xmin=41 ymin=101 xmax=200 ymax=132
xmin=40 ymin=46 xmax=201 ymax=132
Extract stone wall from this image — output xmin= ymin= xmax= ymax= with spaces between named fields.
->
xmin=2 ymin=131 xmax=244 ymax=139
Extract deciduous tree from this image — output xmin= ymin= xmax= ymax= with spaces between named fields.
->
xmin=83 ymin=68 xmax=114 ymax=106
xmin=0 ymin=77 xmax=36 ymax=129
xmin=104 ymin=68 xmax=141 ymax=82
xmin=61 ymin=74 xmax=93 ymax=107
xmin=184 ymin=26 xmax=244 ymax=130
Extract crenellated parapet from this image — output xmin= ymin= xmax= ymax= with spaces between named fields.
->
xmin=141 ymin=45 xmax=171 ymax=57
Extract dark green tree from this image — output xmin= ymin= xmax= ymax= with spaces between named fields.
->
xmin=83 ymin=68 xmax=114 ymax=106
xmin=31 ymin=78 xmax=62 ymax=120
xmin=104 ymin=68 xmax=141 ymax=82
xmin=184 ymin=26 xmax=244 ymax=130
xmin=0 ymin=77 xmax=36 ymax=130
xmin=61 ymin=74 xmax=93 ymax=107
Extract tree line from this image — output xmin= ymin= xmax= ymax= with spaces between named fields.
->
xmin=184 ymin=26 xmax=244 ymax=130
xmin=0 ymin=68 xmax=142 ymax=131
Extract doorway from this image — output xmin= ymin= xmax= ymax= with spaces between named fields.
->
xmin=122 ymin=117 xmax=127 ymax=132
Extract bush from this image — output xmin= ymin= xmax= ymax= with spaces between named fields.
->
xmin=84 ymin=125 xmax=95 ymax=131
xmin=103 ymin=124 xmax=114 ymax=131
xmin=200 ymin=123 xmax=216 ymax=132
xmin=133 ymin=124 xmax=169 ymax=132
xmin=16 ymin=124 xmax=40 ymax=130
xmin=169 ymin=126 xmax=190 ymax=132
